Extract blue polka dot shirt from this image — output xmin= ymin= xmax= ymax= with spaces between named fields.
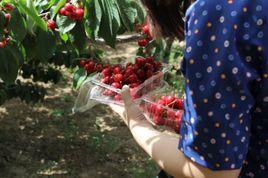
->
xmin=179 ymin=1 xmax=268 ymax=177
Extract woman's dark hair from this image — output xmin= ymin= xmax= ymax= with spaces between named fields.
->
xmin=141 ymin=0 xmax=191 ymax=39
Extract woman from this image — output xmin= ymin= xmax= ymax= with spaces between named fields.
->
xmin=111 ymin=0 xmax=268 ymax=177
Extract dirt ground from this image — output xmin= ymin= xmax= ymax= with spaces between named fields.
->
xmin=0 ymin=42 xmax=160 ymax=178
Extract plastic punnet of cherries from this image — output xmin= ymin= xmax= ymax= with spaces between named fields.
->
xmin=79 ymin=56 xmax=163 ymax=101
xmin=140 ymin=94 xmax=184 ymax=133
xmin=78 ymin=56 xmax=184 ymax=132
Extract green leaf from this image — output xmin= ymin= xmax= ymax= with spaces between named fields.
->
xmin=0 ymin=11 xmax=6 ymax=30
xmin=69 ymin=22 xmax=87 ymax=52
xmin=35 ymin=28 xmax=57 ymax=62
xmin=6 ymin=43 xmax=25 ymax=67
xmin=98 ymin=0 xmax=121 ymax=47
xmin=17 ymin=0 xmax=48 ymax=31
xmin=115 ymin=0 xmax=136 ymax=31
xmin=56 ymin=15 xmax=76 ymax=34
xmin=9 ymin=9 xmax=27 ymax=42
xmin=0 ymin=47 xmax=19 ymax=84
xmin=51 ymin=0 xmax=67 ymax=19
xmin=130 ymin=0 xmax=146 ymax=24
xmin=73 ymin=68 xmax=87 ymax=89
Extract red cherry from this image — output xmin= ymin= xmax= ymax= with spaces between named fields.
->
xmin=135 ymin=57 xmax=146 ymax=66
xmin=114 ymin=74 xmax=123 ymax=82
xmin=65 ymin=3 xmax=75 ymax=12
xmin=114 ymin=94 xmax=122 ymax=101
xmin=124 ymin=68 xmax=134 ymax=77
xmin=136 ymin=69 xmax=145 ymax=79
xmin=128 ymin=74 xmax=138 ymax=83
xmin=154 ymin=116 xmax=165 ymax=126
xmin=5 ymin=37 xmax=10 ymax=42
xmin=75 ymin=8 xmax=84 ymax=20
xmin=5 ymin=13 xmax=11 ymax=26
xmin=113 ymin=67 xmax=122 ymax=74
xmin=0 ymin=41 xmax=6 ymax=48
xmin=166 ymin=96 xmax=176 ymax=105
xmin=59 ymin=7 xmax=66 ymax=15
xmin=130 ymin=82 xmax=140 ymax=88
xmin=146 ymin=70 xmax=154 ymax=79
xmin=133 ymin=64 xmax=140 ymax=71
xmin=175 ymin=110 xmax=183 ymax=120
xmin=157 ymin=99 xmax=166 ymax=106
xmin=102 ymin=68 xmax=111 ymax=77
xmin=146 ymin=34 xmax=153 ymax=41
xmin=142 ymin=25 xmax=150 ymax=35
xmin=146 ymin=57 xmax=154 ymax=64
xmin=96 ymin=64 xmax=103 ymax=72
xmin=47 ymin=19 xmax=56 ymax=30
xmin=167 ymin=110 xmax=176 ymax=120
xmin=176 ymin=99 xmax=184 ymax=110
xmin=138 ymin=39 xmax=148 ymax=47
xmin=101 ymin=76 xmax=110 ymax=84
xmin=144 ymin=63 xmax=154 ymax=71
xmin=111 ymin=82 xmax=122 ymax=89
xmin=4 ymin=3 xmax=14 ymax=11
xmin=79 ymin=60 xmax=87 ymax=67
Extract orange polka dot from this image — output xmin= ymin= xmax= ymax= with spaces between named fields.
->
xmin=225 ymin=157 xmax=230 ymax=162
xmin=232 ymin=103 xmax=236 ymax=108
xmin=214 ymin=48 xmax=219 ymax=53
xmin=263 ymin=73 xmax=268 ymax=78
xmin=207 ymin=22 xmax=212 ymax=27
xmin=195 ymin=29 xmax=199 ymax=34
xmin=234 ymin=24 xmax=238 ymax=30
xmin=243 ymin=7 xmax=248 ymax=12
xmin=216 ymin=163 xmax=221 ymax=168
xmin=221 ymin=74 xmax=226 ymax=80
xmin=215 ymin=123 xmax=220 ymax=128
xmin=189 ymin=59 xmax=195 ymax=64
xmin=226 ymin=140 xmax=231 ymax=144
xmin=227 ymin=0 xmax=233 ymax=4
xmin=203 ymin=98 xmax=208 ymax=103
xmin=194 ymin=131 xmax=199 ymax=136
xmin=258 ymin=46 xmax=263 ymax=51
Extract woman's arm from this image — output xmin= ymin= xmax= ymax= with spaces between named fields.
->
xmin=110 ymin=87 xmax=241 ymax=178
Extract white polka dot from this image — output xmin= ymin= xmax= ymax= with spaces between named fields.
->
xmin=263 ymin=97 xmax=268 ymax=102
xmin=224 ymin=40 xmax=230 ymax=47
xmin=208 ymin=111 xmax=213 ymax=117
xmin=202 ymin=54 xmax=208 ymax=60
xmin=207 ymin=66 xmax=213 ymax=73
xmin=257 ymin=31 xmax=264 ymax=38
xmin=241 ymin=96 xmax=247 ymax=101
xmin=231 ymin=164 xmax=236 ymax=169
xmin=244 ymin=22 xmax=250 ymax=28
xmin=216 ymin=5 xmax=222 ymax=11
xmin=219 ymin=16 xmax=225 ymax=23
xmin=186 ymin=46 xmax=192 ymax=53
xmin=225 ymin=113 xmax=230 ymax=120
xmin=210 ymin=138 xmax=216 ymax=144
xmin=190 ymin=117 xmax=195 ymax=124
xmin=231 ymin=11 xmax=237 ymax=16
xmin=202 ymin=10 xmax=208 ymax=16
xmin=256 ymin=5 xmax=263 ymax=11
xmin=232 ymin=67 xmax=238 ymax=74
xmin=257 ymin=19 xmax=263 ymax=26
xmin=215 ymin=92 xmax=222 ymax=99
xmin=210 ymin=35 xmax=216 ymax=41
xmin=222 ymin=28 xmax=228 ymax=34
xmin=246 ymin=72 xmax=252 ymax=78
xmin=210 ymin=80 xmax=216 ymax=87
xmin=221 ymin=133 xmax=226 ymax=138
xmin=197 ymin=40 xmax=203 ymax=46
xmin=241 ymin=136 xmax=246 ymax=143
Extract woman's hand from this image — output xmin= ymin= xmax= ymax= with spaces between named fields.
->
xmin=109 ymin=85 xmax=146 ymax=128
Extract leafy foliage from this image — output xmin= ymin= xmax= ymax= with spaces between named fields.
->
xmin=0 ymin=0 xmax=145 ymax=105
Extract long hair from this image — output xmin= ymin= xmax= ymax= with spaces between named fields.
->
xmin=141 ymin=0 xmax=191 ymax=39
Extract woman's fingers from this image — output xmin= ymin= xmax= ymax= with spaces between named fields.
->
xmin=121 ymin=85 xmax=133 ymax=106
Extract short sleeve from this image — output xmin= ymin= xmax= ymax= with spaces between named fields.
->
xmin=179 ymin=0 xmax=262 ymax=170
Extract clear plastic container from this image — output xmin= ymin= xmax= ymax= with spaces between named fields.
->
xmin=139 ymin=93 xmax=184 ymax=133
xmin=88 ymin=69 xmax=170 ymax=106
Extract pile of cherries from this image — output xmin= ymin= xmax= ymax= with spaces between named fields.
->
xmin=59 ymin=2 xmax=84 ymax=21
xmin=80 ymin=57 xmax=163 ymax=100
xmin=145 ymin=95 xmax=184 ymax=133
xmin=138 ymin=24 xmax=153 ymax=47
xmin=0 ymin=3 xmax=13 ymax=48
